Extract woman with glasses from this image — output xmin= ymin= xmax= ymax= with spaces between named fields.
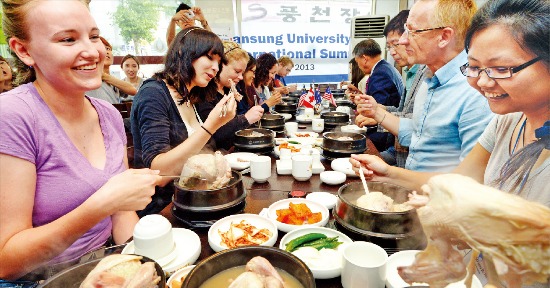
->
xmin=351 ymin=0 xmax=549 ymax=207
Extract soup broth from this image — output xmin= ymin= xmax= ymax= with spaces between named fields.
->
xmin=199 ymin=265 xmax=304 ymax=288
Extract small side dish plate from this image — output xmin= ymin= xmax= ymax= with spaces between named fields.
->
xmin=224 ymin=152 xmax=257 ymax=170
xmin=207 ymin=213 xmax=278 ymax=252
xmin=330 ymin=158 xmax=358 ymax=177
xmin=279 ymin=227 xmax=353 ymax=279
xmin=267 ymin=198 xmax=329 ymax=233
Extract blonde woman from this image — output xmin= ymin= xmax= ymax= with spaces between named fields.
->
xmin=0 ymin=0 xmax=161 ymax=281
xmin=195 ymin=41 xmax=264 ymax=150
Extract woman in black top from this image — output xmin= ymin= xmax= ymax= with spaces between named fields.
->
xmin=131 ymin=27 xmax=237 ymax=216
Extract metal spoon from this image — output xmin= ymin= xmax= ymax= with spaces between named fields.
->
xmin=358 ymin=165 xmax=370 ymax=194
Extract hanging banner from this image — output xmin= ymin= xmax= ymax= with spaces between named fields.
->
xmin=236 ymin=0 xmax=372 ymax=84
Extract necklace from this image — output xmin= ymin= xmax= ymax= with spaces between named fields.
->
xmin=511 ymin=117 xmax=527 ymax=155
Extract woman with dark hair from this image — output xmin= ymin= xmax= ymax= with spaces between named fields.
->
xmin=195 ymin=41 xmax=264 ymax=150
xmin=121 ymin=54 xmax=144 ymax=90
xmin=248 ymin=53 xmax=282 ymax=112
xmin=351 ymin=0 xmax=549 ymax=206
xmin=236 ymin=53 xmax=258 ymax=115
xmin=131 ymin=27 xmax=237 ymax=216
xmin=341 ymin=58 xmax=367 ymax=102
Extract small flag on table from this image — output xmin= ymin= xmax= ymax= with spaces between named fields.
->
xmin=314 ymin=86 xmax=322 ymax=104
xmin=323 ymin=87 xmax=337 ymax=107
xmin=298 ymin=87 xmax=315 ymax=108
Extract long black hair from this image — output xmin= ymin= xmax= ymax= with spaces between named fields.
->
xmin=154 ymin=27 xmax=224 ymax=104
xmin=253 ymin=52 xmax=277 ymax=88
xmin=465 ymin=0 xmax=550 ymax=193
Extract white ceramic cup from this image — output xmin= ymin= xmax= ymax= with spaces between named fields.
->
xmin=133 ymin=214 xmax=175 ymax=261
xmin=312 ymin=118 xmax=324 ymax=133
xmin=304 ymin=108 xmax=314 ymax=119
xmin=341 ymin=241 xmax=388 ymax=288
xmin=292 ymin=155 xmax=313 ymax=181
xmin=285 ymin=122 xmax=298 ymax=137
xmin=250 ymin=155 xmax=271 ymax=183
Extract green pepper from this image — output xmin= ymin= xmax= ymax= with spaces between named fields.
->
xmin=287 ymin=140 xmax=301 ymax=144
xmin=300 ymin=236 xmax=343 ymax=250
xmin=285 ymin=233 xmax=327 ymax=252
xmin=301 ymin=236 xmax=339 ymax=248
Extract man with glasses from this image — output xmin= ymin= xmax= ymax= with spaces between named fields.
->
xmin=356 ymin=0 xmax=493 ymax=172
xmin=357 ymin=10 xmax=428 ymax=168
xmin=352 ymin=38 xmax=405 ymax=151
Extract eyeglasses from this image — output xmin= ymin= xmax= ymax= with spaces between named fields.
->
xmin=385 ymin=43 xmax=401 ymax=50
xmin=460 ymin=57 xmax=541 ymax=79
xmin=403 ymin=24 xmax=447 ymax=37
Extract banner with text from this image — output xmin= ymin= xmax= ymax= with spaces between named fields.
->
xmin=236 ymin=0 xmax=372 ymax=85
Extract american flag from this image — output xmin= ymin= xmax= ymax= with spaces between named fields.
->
xmin=323 ymin=87 xmax=337 ymax=107
xmin=298 ymin=87 xmax=315 ymax=108
xmin=314 ymin=86 xmax=322 ymax=104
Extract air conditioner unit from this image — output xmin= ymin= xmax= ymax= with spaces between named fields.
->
xmin=350 ymin=15 xmax=390 ymax=59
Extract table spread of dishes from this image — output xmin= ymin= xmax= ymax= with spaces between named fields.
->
xmin=44 ymin=102 xmax=482 ymax=288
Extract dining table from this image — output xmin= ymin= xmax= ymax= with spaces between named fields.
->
xmin=160 ymin=121 xmax=380 ymax=288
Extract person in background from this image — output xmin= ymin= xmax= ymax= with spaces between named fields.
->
xmin=0 ymin=56 xmax=13 ymax=93
xmin=352 ymin=1 xmax=549 ymax=285
xmin=341 ymin=58 xmax=368 ymax=102
xmin=248 ymin=53 xmax=282 ymax=112
xmin=356 ymin=10 xmax=428 ymax=168
xmin=87 ymin=37 xmax=137 ymax=104
xmin=236 ymin=53 xmax=258 ymax=115
xmin=0 ymin=0 xmax=160 ymax=282
xmin=121 ymin=54 xmax=144 ymax=91
xmin=131 ymin=27 xmax=236 ymax=217
xmin=352 ymin=38 xmax=405 ymax=152
xmin=355 ymin=0 xmax=494 ymax=172
xmin=166 ymin=3 xmax=211 ymax=46
xmin=195 ymin=41 xmax=264 ymax=151
xmin=273 ymin=55 xmax=296 ymax=94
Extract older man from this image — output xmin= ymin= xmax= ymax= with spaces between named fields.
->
xmin=357 ymin=0 xmax=493 ymax=172
xmin=357 ymin=10 xmax=428 ymax=168
xmin=353 ymin=39 xmax=404 ymax=151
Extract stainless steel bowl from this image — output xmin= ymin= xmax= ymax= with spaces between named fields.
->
xmin=173 ymin=171 xmax=245 ymax=212
xmin=234 ymin=128 xmax=275 ymax=149
xmin=39 ymin=255 xmax=166 ymax=288
xmin=322 ymin=132 xmax=366 ymax=153
xmin=320 ymin=111 xmax=349 ymax=127
xmin=335 ymin=182 xmax=423 ymax=235
xmin=183 ymin=246 xmax=315 ymax=288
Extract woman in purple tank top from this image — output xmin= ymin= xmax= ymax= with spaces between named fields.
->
xmin=0 ymin=0 xmax=162 ymax=281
